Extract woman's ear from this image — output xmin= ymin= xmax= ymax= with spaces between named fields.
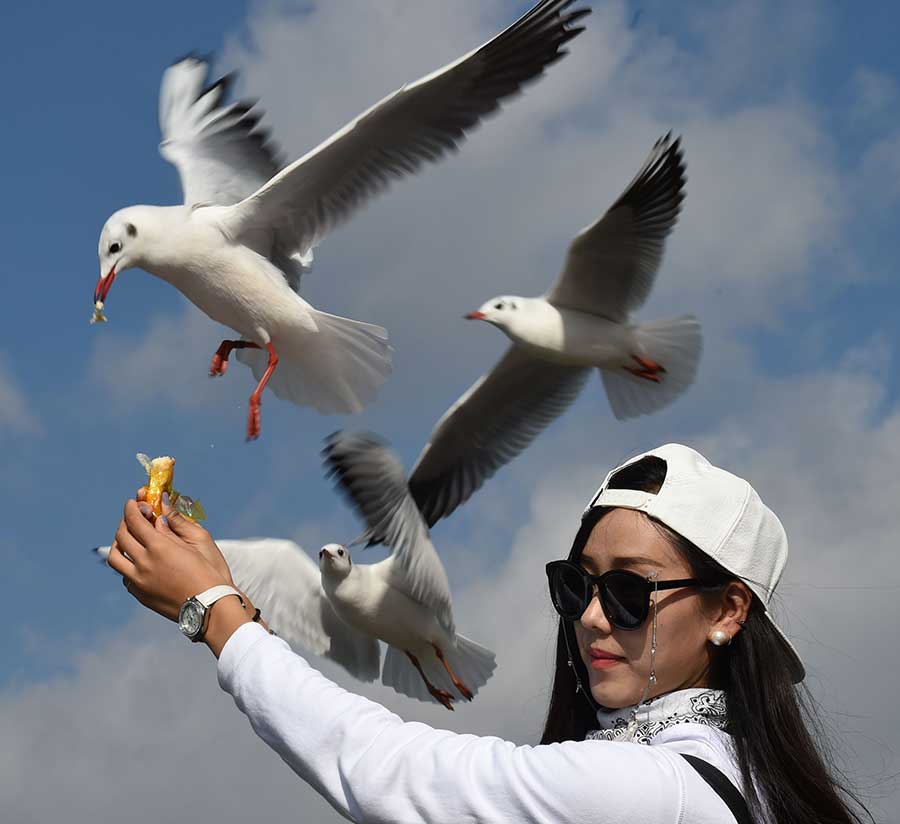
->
xmin=708 ymin=581 xmax=753 ymax=642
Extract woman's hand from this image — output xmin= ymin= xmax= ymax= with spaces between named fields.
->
xmin=107 ymin=499 xmax=229 ymax=622
xmin=157 ymin=492 xmax=236 ymax=587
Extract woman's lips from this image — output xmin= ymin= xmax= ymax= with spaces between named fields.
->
xmin=589 ymin=649 xmax=625 ymax=670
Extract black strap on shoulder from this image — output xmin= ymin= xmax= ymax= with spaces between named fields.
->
xmin=681 ymin=754 xmax=754 ymax=824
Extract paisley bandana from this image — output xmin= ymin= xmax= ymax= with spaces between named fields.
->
xmin=585 ymin=688 xmax=727 ymax=745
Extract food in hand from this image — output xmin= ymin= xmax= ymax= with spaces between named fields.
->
xmin=136 ymin=453 xmax=207 ymax=521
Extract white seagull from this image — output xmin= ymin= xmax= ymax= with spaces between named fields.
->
xmin=321 ymin=431 xmax=496 ymax=710
xmin=94 ymin=539 xmax=382 ymax=682
xmin=92 ymin=0 xmax=590 ymax=440
xmin=400 ymin=134 xmax=701 ymax=528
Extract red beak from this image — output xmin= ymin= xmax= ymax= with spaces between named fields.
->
xmin=464 ymin=311 xmax=487 ymax=320
xmin=94 ymin=266 xmax=117 ymax=304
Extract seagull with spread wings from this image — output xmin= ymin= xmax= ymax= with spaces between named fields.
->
xmin=398 ymin=134 xmax=701 ymax=530
xmin=321 ymin=431 xmax=496 ymax=710
xmin=95 ymin=538 xmax=381 ymax=681
xmin=91 ymin=0 xmax=590 ymax=440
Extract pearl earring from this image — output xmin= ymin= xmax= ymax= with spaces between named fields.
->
xmin=709 ymin=629 xmax=731 ymax=647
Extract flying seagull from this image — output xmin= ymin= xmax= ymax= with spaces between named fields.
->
xmin=321 ymin=431 xmax=496 ymax=710
xmin=399 ymin=134 xmax=700 ymax=530
xmin=93 ymin=0 xmax=591 ymax=440
xmin=94 ymin=539 xmax=382 ymax=681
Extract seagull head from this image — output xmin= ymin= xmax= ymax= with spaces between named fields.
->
xmin=318 ymin=543 xmax=352 ymax=578
xmin=465 ymin=296 xmax=523 ymax=332
xmin=95 ymin=206 xmax=153 ymax=309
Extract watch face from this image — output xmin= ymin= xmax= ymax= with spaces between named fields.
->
xmin=179 ymin=601 xmax=204 ymax=638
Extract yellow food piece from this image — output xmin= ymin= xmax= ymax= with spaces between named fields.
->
xmin=90 ymin=301 xmax=108 ymax=325
xmin=144 ymin=456 xmax=176 ymax=517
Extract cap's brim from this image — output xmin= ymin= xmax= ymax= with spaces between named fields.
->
xmin=764 ymin=610 xmax=806 ymax=683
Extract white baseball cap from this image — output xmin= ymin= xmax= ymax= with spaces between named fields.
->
xmin=585 ymin=443 xmax=805 ymax=683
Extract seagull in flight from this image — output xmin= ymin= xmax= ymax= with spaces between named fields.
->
xmin=384 ymin=134 xmax=700 ymax=531
xmin=92 ymin=0 xmax=591 ymax=440
xmin=321 ymin=431 xmax=496 ymax=710
xmin=94 ymin=539 xmax=382 ymax=681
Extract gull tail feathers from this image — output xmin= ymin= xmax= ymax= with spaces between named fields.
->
xmin=381 ymin=636 xmax=496 ymax=705
xmin=441 ymin=634 xmax=497 ymax=699
xmin=601 ymin=315 xmax=702 ymax=420
xmin=237 ymin=310 xmax=393 ymax=415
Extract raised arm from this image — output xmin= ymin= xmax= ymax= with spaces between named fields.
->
xmin=217 ymin=623 xmax=686 ymax=824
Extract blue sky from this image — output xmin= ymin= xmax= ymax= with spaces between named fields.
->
xmin=3 ymin=1 xmax=900 ymax=820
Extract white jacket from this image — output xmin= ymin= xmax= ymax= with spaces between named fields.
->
xmin=218 ymin=622 xmax=748 ymax=823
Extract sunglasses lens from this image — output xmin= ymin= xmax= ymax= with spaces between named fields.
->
xmin=601 ymin=572 xmax=647 ymax=629
xmin=550 ymin=564 xmax=592 ymax=619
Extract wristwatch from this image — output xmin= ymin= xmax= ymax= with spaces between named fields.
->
xmin=178 ymin=585 xmax=245 ymax=642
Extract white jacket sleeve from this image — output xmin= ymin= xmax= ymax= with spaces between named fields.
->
xmin=217 ymin=622 xmax=694 ymax=824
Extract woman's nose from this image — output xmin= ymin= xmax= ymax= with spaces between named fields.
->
xmin=580 ymin=592 xmax=612 ymax=634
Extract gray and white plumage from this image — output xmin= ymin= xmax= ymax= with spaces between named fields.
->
xmin=94 ymin=0 xmax=591 ymax=431
xmin=402 ymin=134 xmax=700 ymax=530
xmin=321 ymin=432 xmax=495 ymax=707
xmin=93 ymin=539 xmax=380 ymax=681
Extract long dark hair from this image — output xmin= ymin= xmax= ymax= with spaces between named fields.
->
xmin=541 ymin=456 xmax=873 ymax=824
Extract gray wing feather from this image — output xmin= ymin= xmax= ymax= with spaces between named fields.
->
xmin=223 ymin=0 xmax=590 ymax=258
xmin=323 ymin=432 xmax=455 ymax=636
xmin=546 ymin=133 xmax=687 ymax=321
xmin=408 ymin=347 xmax=590 ymax=528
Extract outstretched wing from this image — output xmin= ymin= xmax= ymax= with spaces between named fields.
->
xmin=323 ymin=432 xmax=455 ymax=636
xmin=222 ymin=0 xmax=590 ymax=259
xmin=96 ymin=539 xmax=380 ymax=681
xmin=216 ymin=538 xmax=381 ymax=681
xmin=546 ymin=133 xmax=687 ymax=321
xmin=408 ymin=347 xmax=590 ymax=528
xmin=158 ymin=57 xmax=282 ymax=209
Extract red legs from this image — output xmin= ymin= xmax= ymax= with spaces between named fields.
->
xmin=406 ymin=652 xmax=455 ymax=711
xmin=624 ymin=354 xmax=666 ymax=383
xmin=246 ymin=342 xmax=279 ymax=441
xmin=432 ymin=643 xmax=474 ymax=701
xmin=209 ymin=340 xmax=261 ymax=377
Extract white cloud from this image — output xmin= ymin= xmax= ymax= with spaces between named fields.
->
xmin=0 ymin=352 xmax=42 ymax=438
xmin=87 ymin=308 xmax=249 ymax=414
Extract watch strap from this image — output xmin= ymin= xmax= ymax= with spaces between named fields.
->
xmin=194 ymin=585 xmax=245 ymax=610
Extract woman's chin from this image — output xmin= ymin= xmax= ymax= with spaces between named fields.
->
xmin=588 ymin=669 xmax=644 ymax=710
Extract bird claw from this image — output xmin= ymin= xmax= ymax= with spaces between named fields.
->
xmin=430 ymin=688 xmax=456 ymax=711
xmin=209 ymin=353 xmax=228 ymax=378
xmin=456 ymin=682 xmax=474 ymax=701
xmin=625 ymin=354 xmax=665 ymax=382
xmin=246 ymin=402 xmax=262 ymax=441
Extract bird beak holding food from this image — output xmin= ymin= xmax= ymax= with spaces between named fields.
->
xmin=94 ymin=266 xmax=116 ymax=304
xmin=464 ymin=311 xmax=486 ymax=320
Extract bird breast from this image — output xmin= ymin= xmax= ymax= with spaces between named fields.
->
xmin=511 ymin=304 xmax=635 ymax=367
xmin=327 ymin=568 xmax=450 ymax=651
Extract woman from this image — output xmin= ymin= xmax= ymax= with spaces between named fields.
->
xmin=107 ymin=444 xmax=871 ymax=823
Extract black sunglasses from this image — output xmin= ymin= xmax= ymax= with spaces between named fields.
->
xmin=545 ymin=559 xmax=714 ymax=630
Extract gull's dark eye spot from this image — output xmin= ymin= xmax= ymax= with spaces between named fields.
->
xmin=511 ymin=302 xmax=518 ymax=310
xmin=125 ymin=223 xmax=137 ymax=238
xmin=337 ymin=548 xmax=344 ymax=557
xmin=108 ymin=241 xmax=122 ymax=255
xmin=494 ymin=302 xmax=503 ymax=310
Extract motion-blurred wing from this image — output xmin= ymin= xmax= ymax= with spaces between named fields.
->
xmin=323 ymin=432 xmax=455 ymax=636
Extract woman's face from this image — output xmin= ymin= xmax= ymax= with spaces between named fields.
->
xmin=573 ymin=508 xmax=715 ymax=709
